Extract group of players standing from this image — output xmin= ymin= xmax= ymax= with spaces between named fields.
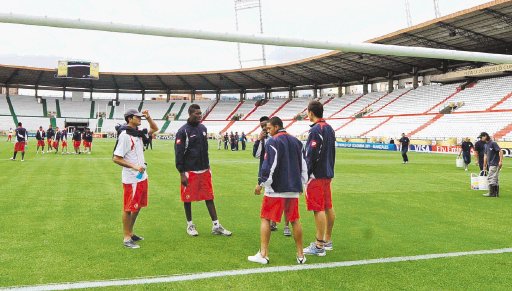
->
xmin=34 ymin=125 xmax=93 ymax=155
xmin=8 ymin=123 xmax=95 ymax=162
xmin=113 ymin=101 xmax=337 ymax=266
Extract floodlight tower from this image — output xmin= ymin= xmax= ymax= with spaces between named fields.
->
xmin=433 ymin=0 xmax=442 ymax=18
xmin=234 ymin=0 xmax=267 ymax=68
xmin=404 ymin=0 xmax=412 ymax=27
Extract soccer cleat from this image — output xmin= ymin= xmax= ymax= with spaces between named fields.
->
xmin=212 ymin=224 xmax=232 ymax=236
xmin=21 ymin=159 xmax=24 ymax=162
xmin=283 ymin=226 xmax=292 ymax=237
xmin=10 ymin=157 xmax=15 ymax=161
xmin=296 ymin=256 xmax=307 ymax=264
xmin=248 ymin=251 xmax=269 ymax=264
xmin=131 ymin=234 xmax=144 ymax=242
xmin=270 ymin=222 xmax=278 ymax=231
xmin=187 ymin=224 xmax=199 ymax=236
xmin=123 ymin=240 xmax=140 ymax=249
xmin=303 ymin=242 xmax=326 ymax=256
xmin=324 ymin=241 xmax=333 ymax=251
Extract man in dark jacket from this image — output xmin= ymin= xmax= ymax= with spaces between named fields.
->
xmin=249 ymin=116 xmax=307 ymax=265
xmin=474 ymin=135 xmax=486 ymax=173
xmin=175 ymin=104 xmax=232 ymax=237
xmin=35 ymin=126 xmax=46 ymax=154
xmin=46 ymin=125 xmax=55 ymax=153
xmin=303 ymin=101 xmax=336 ymax=257
xmin=481 ymin=132 xmax=503 ymax=197
xmin=72 ymin=128 xmax=82 ymax=154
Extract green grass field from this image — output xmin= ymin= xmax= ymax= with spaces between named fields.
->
xmin=1 ymin=139 xmax=511 ymax=290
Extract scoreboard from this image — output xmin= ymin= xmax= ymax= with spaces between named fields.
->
xmin=57 ymin=61 xmax=99 ymax=80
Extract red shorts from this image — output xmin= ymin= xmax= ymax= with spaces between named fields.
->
xmin=83 ymin=141 xmax=91 ymax=148
xmin=260 ymin=196 xmax=299 ymax=223
xmin=306 ymin=178 xmax=333 ymax=211
xmin=37 ymin=140 xmax=45 ymax=147
xmin=180 ymin=170 xmax=214 ymax=202
xmin=73 ymin=141 xmax=81 ymax=148
xmin=14 ymin=142 xmax=26 ymax=152
xmin=53 ymin=141 xmax=59 ymax=148
xmin=47 ymin=139 xmax=52 ymax=146
xmin=62 ymin=140 xmax=68 ymax=147
xmin=123 ymin=179 xmax=148 ymax=212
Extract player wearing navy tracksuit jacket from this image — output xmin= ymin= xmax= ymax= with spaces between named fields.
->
xmin=174 ymin=104 xmax=232 ymax=237
xmin=249 ymin=116 xmax=307 ymax=265
xmin=303 ymin=100 xmax=336 ymax=257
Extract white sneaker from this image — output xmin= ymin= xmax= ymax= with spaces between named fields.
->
xmin=296 ymin=256 xmax=307 ymax=264
xmin=283 ymin=226 xmax=292 ymax=237
xmin=21 ymin=159 xmax=24 ymax=162
xmin=248 ymin=251 xmax=269 ymax=264
xmin=187 ymin=224 xmax=199 ymax=236
xmin=9 ymin=157 xmax=15 ymax=161
xmin=212 ymin=224 xmax=232 ymax=236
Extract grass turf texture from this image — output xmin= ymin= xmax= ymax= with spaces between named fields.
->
xmin=0 ymin=139 xmax=511 ymax=290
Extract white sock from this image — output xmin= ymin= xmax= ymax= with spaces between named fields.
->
xmin=212 ymin=220 xmax=219 ymax=227
xmin=187 ymin=221 xmax=194 ymax=227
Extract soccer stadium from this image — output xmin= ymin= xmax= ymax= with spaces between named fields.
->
xmin=1 ymin=0 xmax=512 ymax=290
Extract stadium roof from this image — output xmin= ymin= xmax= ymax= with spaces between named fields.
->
xmin=1 ymin=0 xmax=512 ymax=94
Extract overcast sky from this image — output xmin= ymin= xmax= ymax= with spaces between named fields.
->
xmin=0 ymin=0 xmax=490 ymax=73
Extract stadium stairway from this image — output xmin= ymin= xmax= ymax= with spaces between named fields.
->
xmin=408 ymin=113 xmax=443 ymax=137
xmin=328 ymin=94 xmax=364 ymax=118
xmin=96 ymin=118 xmax=103 ymax=133
xmin=42 ymin=99 xmax=48 ymax=117
xmin=423 ymin=88 xmax=462 ymax=114
xmin=202 ymin=99 xmax=219 ymax=121
xmin=269 ymin=99 xmax=291 ymax=118
xmin=56 ymin=99 xmax=61 ymax=118
xmin=492 ymin=122 xmax=512 ymax=140
xmin=369 ymin=89 xmax=412 ymax=116
xmin=226 ymin=101 xmax=244 ymax=121
xmin=175 ymin=102 xmax=187 ymax=120
xmin=334 ymin=118 xmax=356 ymax=132
xmin=162 ymin=102 xmax=175 ymax=119
xmin=360 ymin=116 xmax=393 ymax=136
xmin=108 ymin=105 xmax=115 ymax=119
xmin=242 ymin=102 xmax=260 ymax=120
xmin=366 ymin=92 xmax=390 ymax=110
xmin=90 ymin=101 xmax=95 ymax=118
xmin=220 ymin=120 xmax=236 ymax=133
xmin=159 ymin=120 xmax=170 ymax=134
xmin=50 ymin=117 xmax=57 ymax=128
xmin=487 ymin=92 xmax=512 ymax=111
xmin=5 ymin=95 xmax=18 ymax=125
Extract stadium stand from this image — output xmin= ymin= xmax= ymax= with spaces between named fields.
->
xmin=2 ymin=74 xmax=512 ymax=141
xmin=59 ymin=99 xmax=93 ymax=118
xmin=10 ymin=95 xmax=44 ymax=117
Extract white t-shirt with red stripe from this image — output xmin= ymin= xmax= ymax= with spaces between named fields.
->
xmin=114 ymin=131 xmax=148 ymax=184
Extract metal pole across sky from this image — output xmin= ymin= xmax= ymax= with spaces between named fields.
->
xmin=1 ymin=13 xmax=512 ymax=64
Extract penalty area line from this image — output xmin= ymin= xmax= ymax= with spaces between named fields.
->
xmin=3 ymin=247 xmax=512 ymax=290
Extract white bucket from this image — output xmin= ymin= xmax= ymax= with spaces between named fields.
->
xmin=470 ymin=173 xmax=479 ymax=190
xmin=456 ymin=157 xmax=464 ymax=168
xmin=478 ymin=171 xmax=489 ymax=191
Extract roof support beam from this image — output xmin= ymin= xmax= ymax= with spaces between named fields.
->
xmin=198 ymin=74 xmax=220 ymax=91
xmin=155 ymin=75 xmax=171 ymax=90
xmin=175 ymin=75 xmax=195 ymax=91
xmin=256 ymin=69 xmax=295 ymax=86
xmin=437 ymin=22 xmax=508 ymax=47
xmin=483 ymin=9 xmax=512 ymax=27
xmin=295 ymin=63 xmax=340 ymax=80
xmin=314 ymin=59 xmax=369 ymax=79
xmin=4 ymin=69 xmax=19 ymax=85
xmin=133 ymin=75 xmax=145 ymax=91
xmin=237 ymin=71 xmax=269 ymax=88
xmin=277 ymin=66 xmax=320 ymax=84
xmin=218 ymin=74 xmax=245 ymax=90
xmin=403 ymin=33 xmax=461 ymax=50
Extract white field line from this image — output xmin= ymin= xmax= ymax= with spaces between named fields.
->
xmin=3 ymin=247 xmax=512 ymax=291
